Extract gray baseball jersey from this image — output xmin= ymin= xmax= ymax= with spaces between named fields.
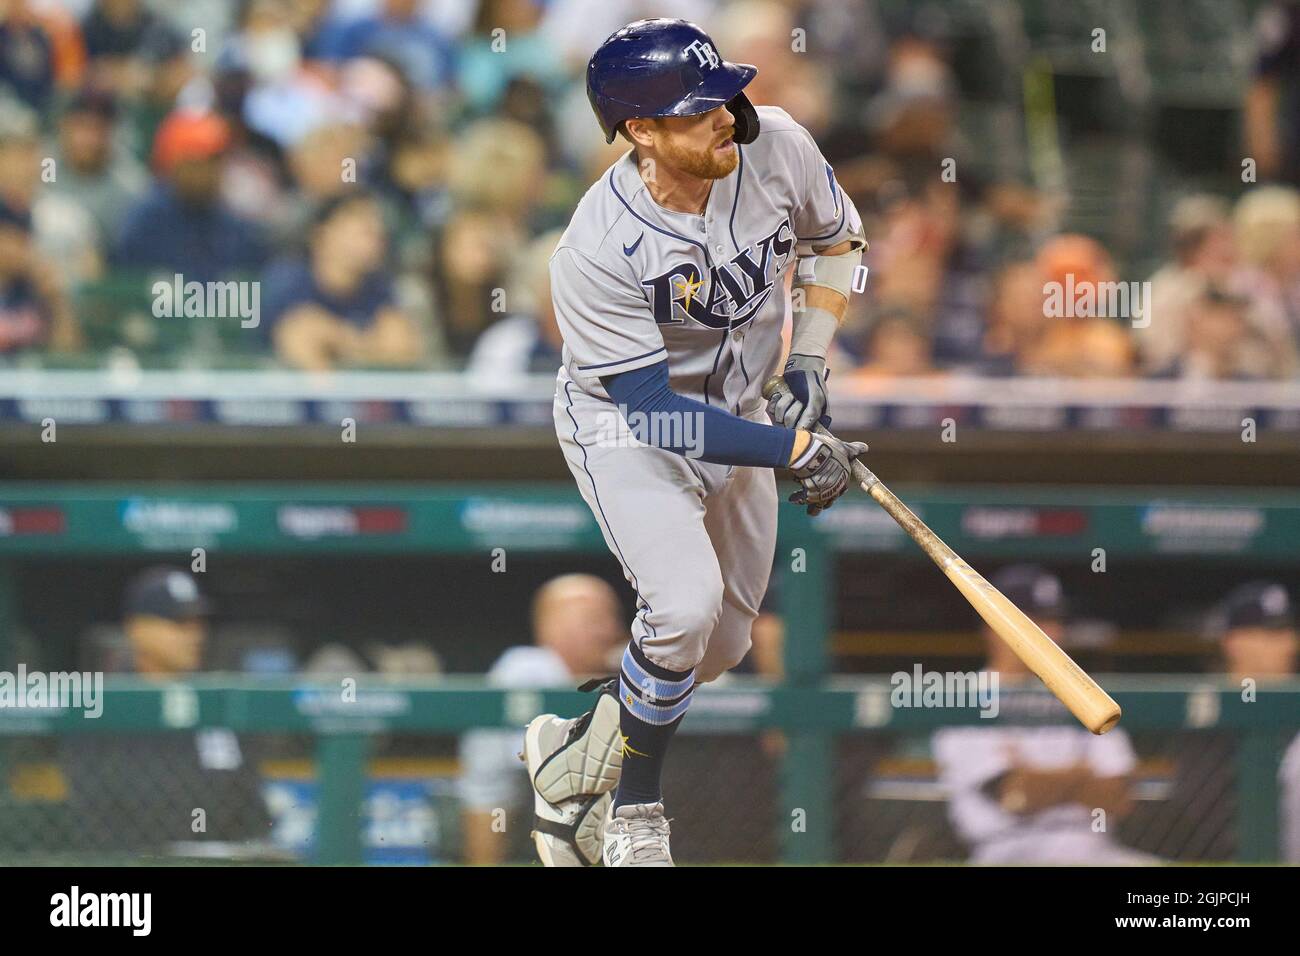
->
xmin=552 ymin=105 xmax=863 ymax=413
xmin=549 ymin=106 xmax=861 ymax=677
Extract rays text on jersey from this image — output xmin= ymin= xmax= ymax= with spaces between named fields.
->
xmin=641 ymin=219 xmax=795 ymax=330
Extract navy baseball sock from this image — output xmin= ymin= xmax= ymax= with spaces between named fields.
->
xmin=613 ymin=641 xmax=695 ymax=808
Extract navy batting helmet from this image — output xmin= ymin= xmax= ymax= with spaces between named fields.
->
xmin=586 ymin=18 xmax=760 ymax=146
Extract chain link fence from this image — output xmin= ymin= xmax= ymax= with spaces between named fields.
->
xmin=0 ymin=714 xmax=1291 ymax=865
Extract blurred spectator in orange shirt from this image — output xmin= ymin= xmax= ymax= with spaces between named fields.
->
xmin=1028 ymin=235 xmax=1136 ymax=378
xmin=30 ymin=0 xmax=87 ymax=91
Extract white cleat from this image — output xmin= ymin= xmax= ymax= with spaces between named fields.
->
xmin=602 ymin=801 xmax=674 ymax=867
xmin=522 ymin=692 xmax=623 ymax=866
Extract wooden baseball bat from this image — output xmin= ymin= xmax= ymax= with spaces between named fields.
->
xmin=765 ymin=377 xmax=1121 ymax=733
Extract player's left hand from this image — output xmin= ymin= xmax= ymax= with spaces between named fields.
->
xmin=786 ymin=431 xmax=867 ymax=517
xmin=769 ymin=354 xmax=830 ymax=431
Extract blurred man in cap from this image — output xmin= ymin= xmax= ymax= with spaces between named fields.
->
xmin=1162 ymin=580 xmax=1300 ymax=861
xmin=64 ymin=567 xmax=274 ymax=858
xmin=1215 ymin=581 xmax=1299 ymax=680
xmin=113 ymin=110 xmax=267 ymax=283
xmin=932 ymin=565 xmax=1152 ymax=864
xmin=121 ymin=566 xmax=212 ymax=676
xmin=1216 ymin=581 xmax=1299 ymax=862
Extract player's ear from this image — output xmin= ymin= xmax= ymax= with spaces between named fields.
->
xmin=623 ymin=118 xmax=657 ymax=149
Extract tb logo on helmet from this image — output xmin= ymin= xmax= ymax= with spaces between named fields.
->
xmin=586 ymin=19 xmax=760 ymax=144
xmin=683 ymin=39 xmax=720 ymax=70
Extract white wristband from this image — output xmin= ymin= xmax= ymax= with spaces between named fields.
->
xmin=790 ymin=434 xmax=824 ymax=471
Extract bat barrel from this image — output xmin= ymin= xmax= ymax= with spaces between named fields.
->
xmin=765 ymin=372 xmax=1120 ymax=733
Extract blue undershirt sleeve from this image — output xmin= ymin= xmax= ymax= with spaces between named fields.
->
xmin=601 ymin=360 xmax=797 ymax=469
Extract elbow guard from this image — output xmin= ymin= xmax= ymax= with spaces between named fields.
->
xmin=791 ymin=234 xmax=867 ymax=302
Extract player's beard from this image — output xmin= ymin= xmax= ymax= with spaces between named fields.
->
xmin=660 ymin=129 xmax=739 ymax=180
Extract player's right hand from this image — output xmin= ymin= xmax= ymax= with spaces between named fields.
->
xmin=768 ymin=355 xmax=830 ymax=431
xmin=786 ymin=431 xmax=867 ymax=516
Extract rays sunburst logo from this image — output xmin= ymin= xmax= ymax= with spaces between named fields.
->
xmin=619 ymin=733 xmax=651 ymax=759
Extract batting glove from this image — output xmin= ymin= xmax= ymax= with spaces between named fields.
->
xmin=768 ymin=354 xmax=831 ymax=431
xmin=787 ymin=432 xmax=868 ymax=516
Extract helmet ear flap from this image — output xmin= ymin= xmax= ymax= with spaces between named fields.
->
xmin=727 ymin=92 xmax=760 ymax=144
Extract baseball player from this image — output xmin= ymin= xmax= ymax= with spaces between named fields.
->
xmin=520 ymin=18 xmax=868 ymax=866
xmin=931 ymin=566 xmax=1153 ymax=864
xmin=1211 ymin=581 xmax=1300 ymax=862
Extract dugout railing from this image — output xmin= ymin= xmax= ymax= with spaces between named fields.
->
xmin=0 ymin=679 xmax=1295 ymax=864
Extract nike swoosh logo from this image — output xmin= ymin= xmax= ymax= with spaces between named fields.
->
xmin=623 ymin=234 xmax=644 ymax=256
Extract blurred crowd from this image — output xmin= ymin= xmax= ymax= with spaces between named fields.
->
xmin=2 ymin=0 xmax=1300 ymax=381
